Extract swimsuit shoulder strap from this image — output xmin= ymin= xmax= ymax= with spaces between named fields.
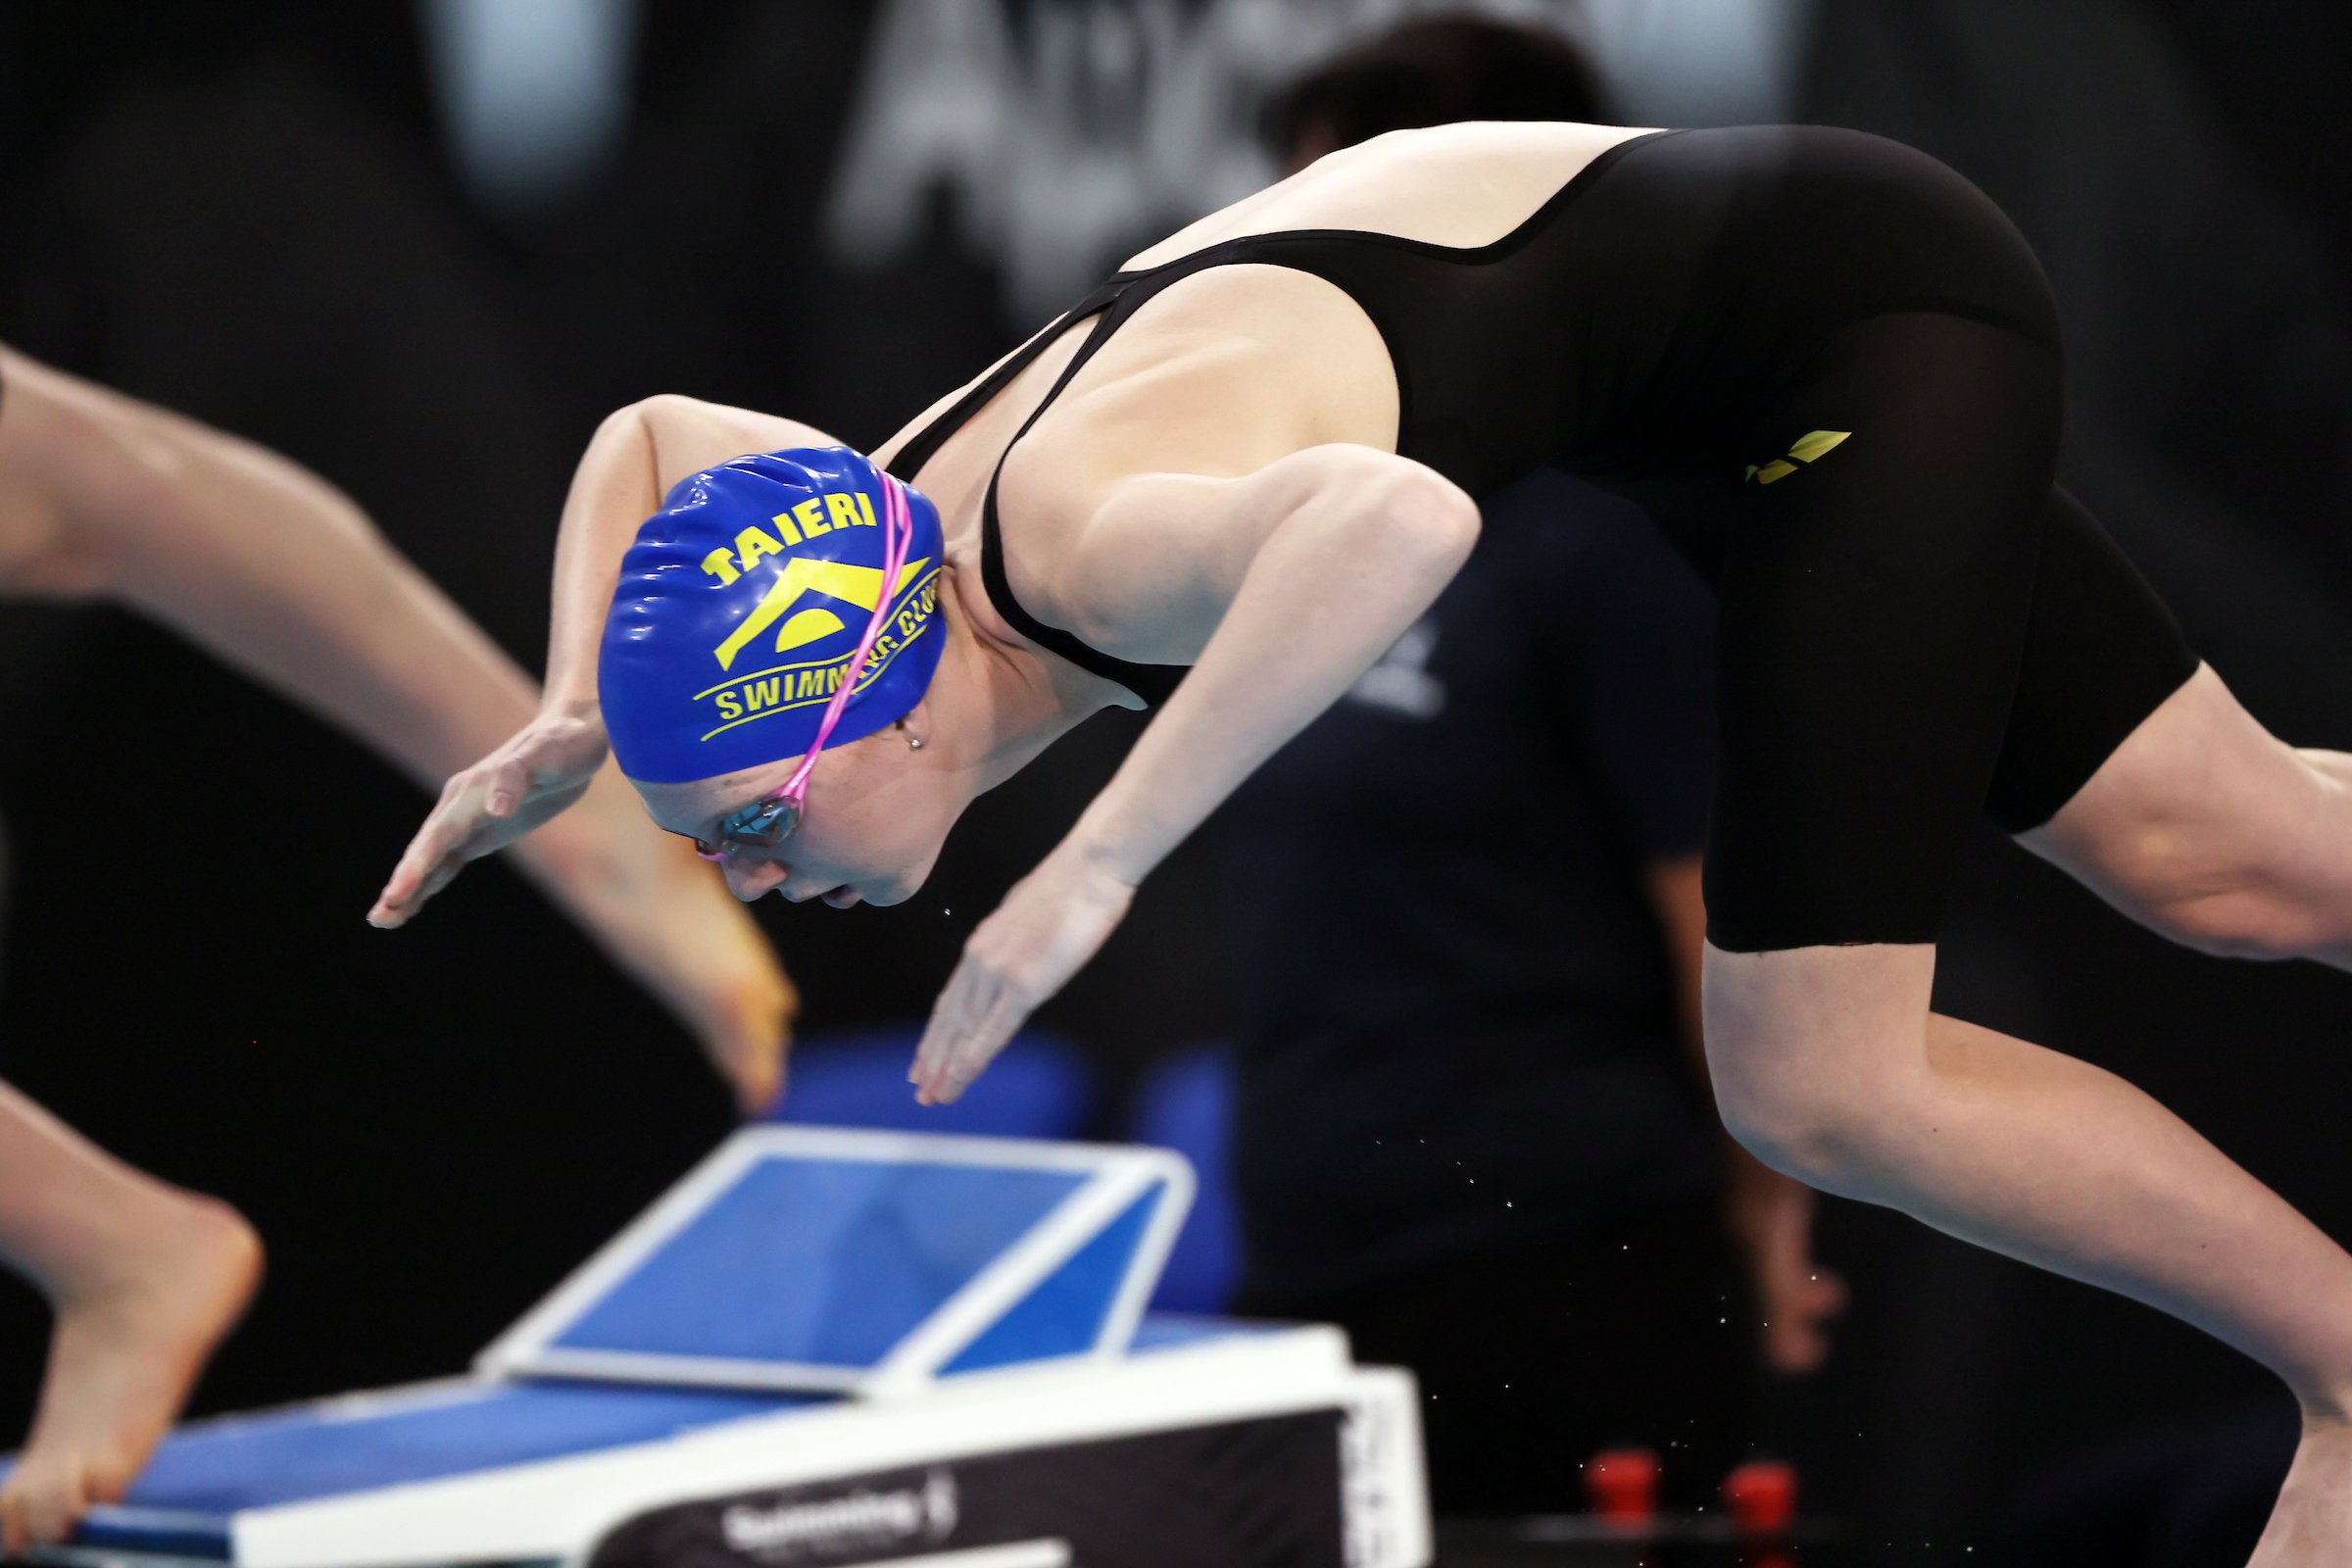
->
xmin=881 ymin=282 xmax=1124 ymax=485
xmin=979 ymin=286 xmax=1187 ymax=707
xmin=876 ymin=279 xmax=1187 ymax=707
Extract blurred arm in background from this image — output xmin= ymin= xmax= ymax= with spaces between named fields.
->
xmin=0 ymin=345 xmax=793 ymax=1111
xmin=1644 ymin=854 xmax=1845 ymax=1376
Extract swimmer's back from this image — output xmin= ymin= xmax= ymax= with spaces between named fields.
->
xmin=1123 ymin=120 xmax=1657 ymax=270
xmin=874 ymin=122 xmax=1651 ymax=515
xmin=879 ymin=121 xmax=1659 ymax=521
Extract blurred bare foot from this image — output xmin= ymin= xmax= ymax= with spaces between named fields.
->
xmin=2246 ymin=1417 xmax=2352 ymax=1567
xmin=515 ymin=765 xmax=798 ymax=1114
xmin=0 ymin=1195 xmax=261 ymax=1551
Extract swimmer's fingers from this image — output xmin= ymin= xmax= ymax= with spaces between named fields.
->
xmin=910 ymin=850 xmax=1136 ymax=1105
xmin=369 ymin=716 xmax=607 ymax=927
xmin=368 ymin=769 xmax=493 ymax=926
xmin=911 ymin=955 xmax=1028 ymax=1105
xmin=371 ymin=780 xmax=591 ymax=926
xmin=385 ymin=840 xmax=470 ymax=919
xmin=908 ymin=955 xmax=979 ymax=1102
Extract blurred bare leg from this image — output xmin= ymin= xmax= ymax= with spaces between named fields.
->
xmin=0 ymin=345 xmax=790 ymax=1104
xmin=0 ymin=1084 xmax=259 ymax=1551
xmin=0 ymin=346 xmax=785 ymax=1545
xmin=0 ymin=804 xmax=12 ymax=960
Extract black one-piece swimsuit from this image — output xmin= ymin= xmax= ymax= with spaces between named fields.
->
xmin=884 ymin=125 xmax=2198 ymax=953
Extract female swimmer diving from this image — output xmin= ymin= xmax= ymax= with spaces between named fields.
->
xmin=379 ymin=122 xmax=2352 ymax=1564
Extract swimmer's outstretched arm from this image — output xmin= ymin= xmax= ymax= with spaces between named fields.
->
xmin=371 ymin=394 xmax=844 ymax=927
xmin=0 ymin=353 xmax=796 ymax=1108
xmin=911 ymin=444 xmax=1480 ymax=1102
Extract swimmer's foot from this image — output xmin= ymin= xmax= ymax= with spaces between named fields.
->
xmin=2246 ymin=1415 xmax=2352 ymax=1567
xmin=0 ymin=1194 xmax=261 ymax=1552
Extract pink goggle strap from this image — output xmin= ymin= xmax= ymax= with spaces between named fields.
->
xmin=772 ymin=471 xmax=916 ymax=812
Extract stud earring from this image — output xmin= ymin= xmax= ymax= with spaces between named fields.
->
xmin=906 ymin=734 xmax=925 ymax=750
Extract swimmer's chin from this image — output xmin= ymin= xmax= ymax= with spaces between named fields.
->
xmin=802 ymin=879 xmax=916 ymax=909
xmin=861 ymin=868 xmax=936 ymax=908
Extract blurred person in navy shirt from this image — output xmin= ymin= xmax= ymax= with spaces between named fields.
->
xmin=1221 ymin=18 xmax=1841 ymax=1514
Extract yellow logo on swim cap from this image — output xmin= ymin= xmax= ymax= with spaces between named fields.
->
xmin=697 ymin=491 xmax=879 ymax=587
xmin=693 ymin=568 xmax=943 ymax=743
xmin=712 ymin=556 xmax=934 ymax=671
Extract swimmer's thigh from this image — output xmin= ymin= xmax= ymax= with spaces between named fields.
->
xmin=1703 ymin=312 xmax=2061 ymax=952
xmin=1986 ymin=496 xmax=2352 ymax=958
xmin=1983 ymin=487 xmax=2199 ymax=837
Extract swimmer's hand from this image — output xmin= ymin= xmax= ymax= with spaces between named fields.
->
xmin=910 ymin=847 xmax=1135 ymax=1105
xmin=368 ymin=706 xmax=610 ymax=927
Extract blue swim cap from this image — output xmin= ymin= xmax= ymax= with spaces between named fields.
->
xmin=599 ymin=447 xmax=947 ymax=784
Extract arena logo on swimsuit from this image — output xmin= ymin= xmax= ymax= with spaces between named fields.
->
xmin=1745 ymin=428 xmax=1851 ymax=484
xmin=693 ymin=569 xmax=941 ymax=743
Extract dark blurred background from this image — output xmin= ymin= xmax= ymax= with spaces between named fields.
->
xmin=0 ymin=1 xmax=2347 ymax=1559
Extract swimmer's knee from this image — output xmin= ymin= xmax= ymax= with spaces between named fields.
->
xmin=605 ymin=392 xmax=720 ymax=451
xmin=1709 ymin=1061 xmax=1888 ymax=1192
xmin=0 ymin=369 xmax=130 ymax=598
xmin=2079 ymin=829 xmax=2322 ymax=960
xmin=1702 ymin=943 xmax=1938 ymax=1192
xmin=31 ymin=404 xmax=204 ymax=595
xmin=2133 ymin=885 xmax=2321 ymax=962
xmin=604 ymin=392 xmax=690 ymax=433
xmin=1705 ymin=1017 xmax=1916 ymax=1192
xmin=14 ymin=371 xmax=187 ymax=515
xmin=2029 ymin=675 xmax=2352 ymax=963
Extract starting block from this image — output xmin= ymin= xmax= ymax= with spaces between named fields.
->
xmin=10 ymin=1126 xmax=1430 ymax=1568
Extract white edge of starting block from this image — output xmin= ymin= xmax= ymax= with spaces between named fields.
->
xmin=1338 ymin=1365 xmax=1434 ymax=1568
xmin=230 ymin=1323 xmax=1392 ymax=1568
xmin=473 ymin=1125 xmax=1195 ymax=1396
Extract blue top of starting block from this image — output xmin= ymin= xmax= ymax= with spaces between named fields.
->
xmin=478 ymin=1126 xmax=1194 ymax=1396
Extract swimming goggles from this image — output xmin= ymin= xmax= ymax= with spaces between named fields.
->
xmin=693 ymin=472 xmax=916 ymax=863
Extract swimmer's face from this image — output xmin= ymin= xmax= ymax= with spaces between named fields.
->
xmin=634 ymin=725 xmax=958 ymax=909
